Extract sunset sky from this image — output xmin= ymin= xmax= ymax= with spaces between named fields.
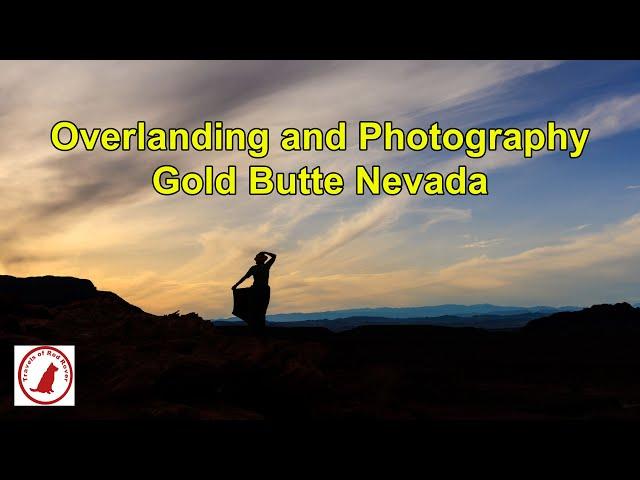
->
xmin=2 ymin=60 xmax=640 ymax=318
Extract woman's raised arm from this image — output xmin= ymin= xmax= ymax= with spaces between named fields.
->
xmin=262 ymin=251 xmax=277 ymax=267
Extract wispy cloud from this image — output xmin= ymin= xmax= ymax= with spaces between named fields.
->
xmin=420 ymin=207 xmax=471 ymax=232
xmin=301 ymin=196 xmax=409 ymax=261
xmin=568 ymin=224 xmax=592 ymax=232
xmin=461 ymin=238 xmax=506 ymax=249
xmin=424 ymin=212 xmax=640 ymax=301
xmin=0 ymin=60 xmax=558 ymax=277
xmin=567 ymin=94 xmax=640 ymax=140
xmin=626 ymin=185 xmax=640 ymax=190
xmin=433 ymin=91 xmax=640 ymax=173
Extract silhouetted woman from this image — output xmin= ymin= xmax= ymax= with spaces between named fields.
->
xmin=231 ymin=251 xmax=276 ymax=331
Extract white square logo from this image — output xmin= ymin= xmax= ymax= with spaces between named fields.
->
xmin=14 ymin=345 xmax=75 ymax=406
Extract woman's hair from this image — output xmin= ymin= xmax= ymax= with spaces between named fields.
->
xmin=255 ymin=252 xmax=267 ymax=263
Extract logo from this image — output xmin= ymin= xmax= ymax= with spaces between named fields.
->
xmin=14 ymin=345 xmax=75 ymax=406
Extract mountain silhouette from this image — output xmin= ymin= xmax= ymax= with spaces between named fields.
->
xmin=214 ymin=303 xmax=580 ymax=323
xmin=524 ymin=302 xmax=640 ymax=333
xmin=215 ymin=312 xmax=547 ymax=331
xmin=0 ymin=275 xmax=97 ymax=306
xmin=1 ymin=275 xmax=640 ymax=420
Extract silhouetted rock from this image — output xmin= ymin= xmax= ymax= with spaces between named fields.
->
xmin=524 ymin=302 xmax=640 ymax=334
xmin=0 ymin=275 xmax=97 ymax=307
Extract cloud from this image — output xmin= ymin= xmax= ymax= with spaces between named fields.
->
xmin=420 ymin=207 xmax=472 ymax=232
xmin=461 ymin=238 xmax=506 ymax=249
xmin=425 ymin=212 xmax=640 ymax=298
xmin=568 ymin=224 xmax=592 ymax=232
xmin=0 ymin=60 xmax=558 ymax=271
xmin=295 ymin=198 xmax=472 ymax=263
xmin=300 ymin=196 xmax=410 ymax=261
xmin=626 ymin=185 xmax=640 ymax=190
xmin=566 ymin=94 xmax=640 ymax=141
xmin=432 ymin=91 xmax=640 ymax=173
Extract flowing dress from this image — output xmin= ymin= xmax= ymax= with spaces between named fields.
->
xmin=232 ymin=262 xmax=272 ymax=330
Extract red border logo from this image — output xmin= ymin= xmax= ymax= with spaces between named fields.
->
xmin=18 ymin=346 xmax=74 ymax=405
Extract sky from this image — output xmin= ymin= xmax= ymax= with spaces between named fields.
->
xmin=1 ymin=60 xmax=640 ymax=318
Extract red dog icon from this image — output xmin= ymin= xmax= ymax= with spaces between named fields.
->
xmin=30 ymin=362 xmax=58 ymax=394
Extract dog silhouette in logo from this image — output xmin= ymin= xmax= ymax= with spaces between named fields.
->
xmin=30 ymin=362 xmax=58 ymax=394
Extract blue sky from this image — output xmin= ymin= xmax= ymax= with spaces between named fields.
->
xmin=451 ymin=62 xmax=640 ymax=255
xmin=1 ymin=60 xmax=639 ymax=316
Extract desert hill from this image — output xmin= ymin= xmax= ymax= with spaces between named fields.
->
xmin=525 ymin=302 xmax=640 ymax=333
xmin=1 ymin=275 xmax=640 ymax=420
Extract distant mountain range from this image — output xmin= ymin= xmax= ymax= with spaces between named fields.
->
xmin=216 ymin=303 xmax=581 ymax=323
xmin=215 ymin=313 xmax=549 ymax=331
xmin=213 ymin=303 xmax=582 ymax=331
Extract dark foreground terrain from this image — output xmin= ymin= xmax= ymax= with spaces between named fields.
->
xmin=1 ymin=275 xmax=640 ymax=420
